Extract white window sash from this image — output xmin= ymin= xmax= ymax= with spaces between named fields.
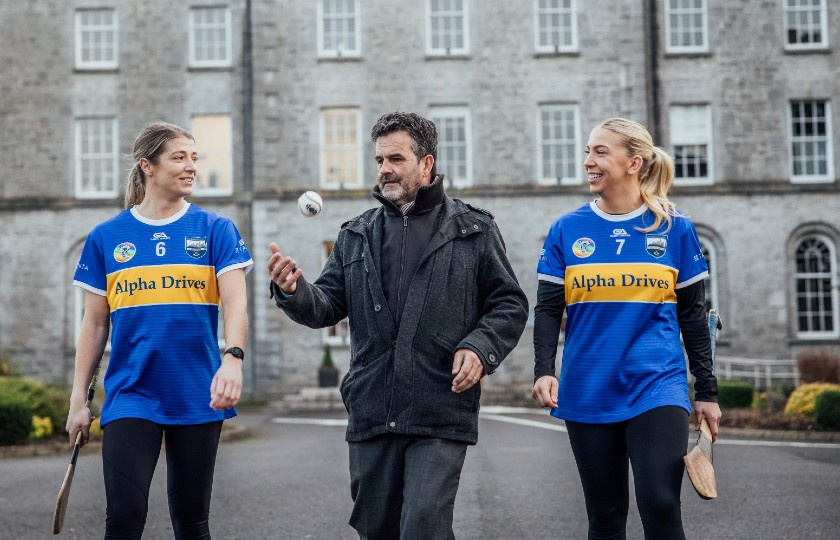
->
xmin=189 ymin=7 xmax=232 ymax=67
xmin=75 ymin=9 xmax=119 ymax=70
xmin=317 ymin=0 xmax=361 ymax=57
xmin=536 ymin=104 xmax=581 ymax=185
xmin=664 ymin=0 xmax=709 ymax=53
xmin=794 ymin=235 xmax=839 ymax=339
xmin=320 ymin=108 xmax=363 ymax=190
xmin=533 ymin=0 xmax=578 ymax=53
xmin=430 ymin=106 xmax=472 ymax=188
xmin=426 ymin=0 xmax=470 ymax=55
xmin=75 ymin=118 xmax=119 ymax=199
xmin=789 ymin=101 xmax=834 ymax=183
xmin=784 ymin=0 xmax=829 ymax=50
xmin=670 ymin=104 xmax=713 ymax=185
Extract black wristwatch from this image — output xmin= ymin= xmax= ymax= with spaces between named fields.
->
xmin=224 ymin=347 xmax=245 ymax=361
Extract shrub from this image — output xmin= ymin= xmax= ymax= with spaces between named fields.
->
xmin=0 ymin=377 xmax=69 ymax=435
xmin=29 ymin=415 xmax=54 ymax=439
xmin=797 ymin=348 xmax=840 ymax=384
xmin=0 ymin=397 xmax=33 ymax=445
xmin=815 ymin=391 xmax=840 ymax=431
xmin=89 ymin=416 xmax=104 ymax=440
xmin=784 ymin=382 xmax=840 ymax=420
xmin=717 ymin=380 xmax=753 ymax=409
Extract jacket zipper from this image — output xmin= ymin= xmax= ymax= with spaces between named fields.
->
xmin=395 ymin=215 xmax=409 ymax=324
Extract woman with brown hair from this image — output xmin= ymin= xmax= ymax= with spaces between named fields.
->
xmin=66 ymin=121 xmax=252 ymax=539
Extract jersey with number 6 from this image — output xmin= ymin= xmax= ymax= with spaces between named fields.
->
xmin=73 ymin=203 xmax=253 ymax=426
xmin=537 ymin=201 xmax=708 ymax=423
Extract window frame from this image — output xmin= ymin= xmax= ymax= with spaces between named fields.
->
xmin=664 ymin=0 xmax=709 ymax=54
xmin=536 ymin=103 xmax=581 ymax=185
xmin=426 ymin=0 xmax=470 ymax=56
xmin=322 ymin=241 xmax=352 ymax=346
xmin=74 ymin=8 xmax=119 ymax=70
xmin=792 ymin=233 xmax=839 ymax=339
xmin=188 ymin=6 xmax=233 ymax=68
xmin=784 ymin=0 xmax=829 ymax=51
xmin=74 ymin=117 xmax=119 ymax=199
xmin=317 ymin=0 xmax=361 ymax=58
xmin=533 ymin=0 xmax=578 ymax=53
xmin=670 ymin=103 xmax=714 ymax=186
xmin=320 ymin=107 xmax=364 ymax=190
xmin=788 ymin=100 xmax=835 ymax=184
xmin=430 ymin=106 xmax=473 ymax=188
xmin=698 ymin=238 xmax=719 ymax=314
xmin=191 ymin=114 xmax=234 ymax=197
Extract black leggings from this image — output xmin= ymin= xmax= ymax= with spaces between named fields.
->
xmin=101 ymin=418 xmax=223 ymax=540
xmin=565 ymin=406 xmax=689 ymax=540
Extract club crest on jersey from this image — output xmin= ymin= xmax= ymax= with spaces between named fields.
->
xmin=572 ymin=238 xmax=595 ymax=258
xmin=645 ymin=235 xmax=667 ymax=258
xmin=185 ymin=237 xmax=207 ymax=259
xmin=113 ymin=242 xmax=136 ymax=263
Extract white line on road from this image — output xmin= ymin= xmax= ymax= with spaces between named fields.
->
xmin=272 ymin=410 xmax=840 ymax=449
xmin=272 ymin=417 xmax=348 ymax=426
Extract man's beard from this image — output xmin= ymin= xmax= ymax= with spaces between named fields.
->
xmin=379 ymin=173 xmax=415 ymax=204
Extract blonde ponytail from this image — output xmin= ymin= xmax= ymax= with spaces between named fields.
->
xmin=597 ymin=118 xmax=677 ymax=233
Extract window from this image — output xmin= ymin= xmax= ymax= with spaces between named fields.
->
xmin=538 ymin=104 xmax=580 ymax=184
xmin=789 ymin=100 xmax=834 ymax=183
xmin=794 ymin=235 xmax=838 ymax=338
xmin=321 ymin=108 xmax=362 ymax=189
xmin=323 ymin=241 xmax=351 ymax=346
xmin=75 ymin=118 xmax=119 ymax=198
xmin=670 ymin=104 xmax=713 ymax=185
xmin=785 ymin=0 xmax=828 ymax=50
xmin=665 ymin=0 xmax=708 ymax=53
xmin=430 ymin=107 xmax=472 ymax=188
xmin=427 ymin=0 xmax=469 ymax=55
xmin=534 ymin=0 xmax=577 ymax=53
xmin=191 ymin=114 xmax=233 ymax=196
xmin=75 ymin=9 xmax=118 ymax=69
xmin=318 ymin=0 xmax=360 ymax=57
xmin=698 ymin=240 xmax=718 ymax=313
xmin=189 ymin=6 xmax=231 ymax=67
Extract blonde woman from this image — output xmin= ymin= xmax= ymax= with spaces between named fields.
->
xmin=532 ymin=118 xmax=721 ymax=538
xmin=66 ymin=121 xmax=252 ymax=539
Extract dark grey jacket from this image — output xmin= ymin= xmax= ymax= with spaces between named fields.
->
xmin=272 ymin=194 xmax=528 ymax=444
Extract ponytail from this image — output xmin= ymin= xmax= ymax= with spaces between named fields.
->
xmin=124 ymin=162 xmax=146 ymax=209
xmin=597 ymin=117 xmax=677 ymax=233
xmin=638 ymin=146 xmax=676 ymax=233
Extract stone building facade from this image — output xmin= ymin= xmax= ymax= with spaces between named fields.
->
xmin=1 ymin=0 xmax=838 ymax=398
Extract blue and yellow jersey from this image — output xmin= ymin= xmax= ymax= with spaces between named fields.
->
xmin=73 ymin=203 xmax=253 ymax=426
xmin=537 ymin=201 xmax=708 ymax=423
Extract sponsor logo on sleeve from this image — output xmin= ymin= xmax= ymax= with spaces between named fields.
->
xmin=113 ymin=242 xmax=136 ymax=263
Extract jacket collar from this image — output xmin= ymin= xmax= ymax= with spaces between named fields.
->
xmin=372 ymin=174 xmax=445 ymax=215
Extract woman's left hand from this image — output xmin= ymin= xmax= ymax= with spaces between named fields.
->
xmin=693 ymin=400 xmax=722 ymax=442
xmin=210 ymin=356 xmax=243 ymax=410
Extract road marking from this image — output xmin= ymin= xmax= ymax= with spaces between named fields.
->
xmin=272 ymin=410 xmax=840 ymax=449
xmin=478 ymin=408 xmax=840 ymax=449
xmin=272 ymin=417 xmax=348 ymax=426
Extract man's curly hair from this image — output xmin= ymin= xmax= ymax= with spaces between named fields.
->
xmin=370 ymin=111 xmax=438 ymax=178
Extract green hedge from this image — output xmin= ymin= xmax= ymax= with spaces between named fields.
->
xmin=0 ymin=396 xmax=33 ymax=445
xmin=0 ymin=377 xmax=69 ymax=436
xmin=717 ymin=380 xmax=753 ymax=409
xmin=815 ymin=390 xmax=840 ymax=431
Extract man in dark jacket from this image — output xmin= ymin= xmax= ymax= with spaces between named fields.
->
xmin=267 ymin=111 xmax=528 ymax=540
